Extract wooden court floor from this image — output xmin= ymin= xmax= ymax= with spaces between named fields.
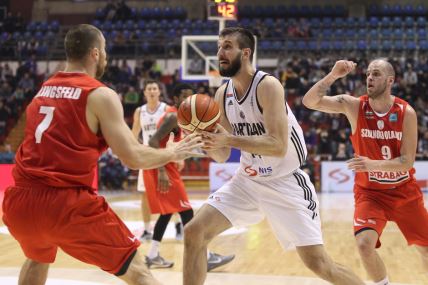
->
xmin=0 ymin=190 xmax=427 ymax=285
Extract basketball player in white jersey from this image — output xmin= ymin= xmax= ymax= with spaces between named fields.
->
xmin=132 ymin=80 xmax=166 ymax=241
xmin=182 ymin=27 xmax=365 ymax=285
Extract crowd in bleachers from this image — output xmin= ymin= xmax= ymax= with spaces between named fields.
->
xmin=0 ymin=10 xmax=59 ymax=59
xmin=0 ymin=57 xmax=41 ymax=142
xmin=276 ymin=54 xmax=428 ymax=167
xmin=1 ymin=2 xmax=428 ymax=189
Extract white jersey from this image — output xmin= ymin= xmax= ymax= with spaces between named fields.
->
xmin=223 ymin=70 xmax=307 ymax=181
xmin=139 ymin=102 xmax=167 ymax=145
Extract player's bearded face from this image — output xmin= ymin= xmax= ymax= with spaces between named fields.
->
xmin=219 ymin=51 xmax=242 ymax=77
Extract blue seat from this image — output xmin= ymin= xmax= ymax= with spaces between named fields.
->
xmin=381 ymin=17 xmax=391 ymax=27
xmin=393 ymin=41 xmax=404 ymax=50
xmin=416 ymin=5 xmax=426 ymax=16
xmin=259 ymin=40 xmax=270 ymax=51
xmin=381 ymin=40 xmax=392 ymax=50
xmin=320 ymin=40 xmax=331 ymax=50
xmin=393 ymin=28 xmax=403 ymax=39
xmin=417 ymin=17 xmax=426 ymax=27
xmin=308 ymin=40 xmax=318 ymax=50
xmin=125 ymin=20 xmax=134 ymax=30
xmin=390 ymin=4 xmax=401 ymax=16
xmin=357 ymin=40 xmax=367 ymax=50
xmin=296 ymin=40 xmax=306 ymax=50
xmin=419 ymin=40 xmax=428 ymax=50
xmin=369 ymin=17 xmax=379 ymax=27
xmin=321 ymin=18 xmax=333 ymax=28
xmin=392 ymin=16 xmax=402 ymax=27
xmin=381 ymin=4 xmax=391 ymax=16
xmin=406 ymin=41 xmax=417 ymax=50
xmin=404 ymin=16 xmax=414 ymax=27
xmin=369 ymin=40 xmax=380 ymax=50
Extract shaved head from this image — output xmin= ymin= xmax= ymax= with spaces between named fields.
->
xmin=369 ymin=58 xmax=395 ymax=78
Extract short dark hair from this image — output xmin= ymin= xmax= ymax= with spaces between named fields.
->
xmin=64 ymin=24 xmax=102 ymax=60
xmin=219 ymin=27 xmax=255 ymax=61
xmin=172 ymin=83 xmax=193 ymax=97
xmin=143 ymin=79 xmax=160 ymax=90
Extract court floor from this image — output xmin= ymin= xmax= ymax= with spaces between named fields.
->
xmin=0 ymin=190 xmax=427 ymax=285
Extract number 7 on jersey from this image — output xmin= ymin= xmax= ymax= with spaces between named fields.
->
xmin=35 ymin=106 xmax=55 ymax=143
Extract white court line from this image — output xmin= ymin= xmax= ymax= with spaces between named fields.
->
xmin=0 ymin=268 xmax=413 ymax=285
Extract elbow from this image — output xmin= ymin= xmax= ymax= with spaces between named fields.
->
xmin=121 ymin=158 xmax=139 ymax=170
xmin=273 ymin=142 xmax=287 ymax=157
xmin=302 ymin=96 xmax=314 ymax=109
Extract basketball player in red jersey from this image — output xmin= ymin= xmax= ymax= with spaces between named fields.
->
xmin=1 ymin=24 xmax=203 ymax=285
xmin=143 ymin=82 xmax=234 ymax=270
xmin=303 ymin=58 xmax=428 ymax=285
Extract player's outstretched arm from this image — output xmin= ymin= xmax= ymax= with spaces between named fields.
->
xmin=202 ymin=84 xmax=232 ymax=163
xmin=302 ymin=60 xmax=359 ymax=114
xmin=88 ymin=87 xmax=203 ymax=169
xmin=203 ymin=76 xmax=288 ymax=157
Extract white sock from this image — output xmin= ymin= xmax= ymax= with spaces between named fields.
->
xmin=144 ymin=222 xmax=151 ymax=232
xmin=148 ymin=240 xmax=160 ymax=259
xmin=375 ymin=276 xmax=389 ymax=285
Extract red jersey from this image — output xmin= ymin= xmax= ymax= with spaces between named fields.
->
xmin=144 ymin=105 xmax=190 ymax=214
xmin=350 ymin=95 xmax=415 ymax=189
xmin=13 ymin=72 xmax=108 ymax=188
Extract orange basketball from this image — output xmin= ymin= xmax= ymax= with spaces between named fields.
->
xmin=177 ymin=94 xmax=220 ymax=133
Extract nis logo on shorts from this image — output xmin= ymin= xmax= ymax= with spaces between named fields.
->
xmin=244 ymin=166 xmax=273 ymax=177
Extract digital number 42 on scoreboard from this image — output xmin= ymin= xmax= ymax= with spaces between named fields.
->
xmin=207 ymin=0 xmax=238 ymax=20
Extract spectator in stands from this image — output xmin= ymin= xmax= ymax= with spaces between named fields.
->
xmin=418 ymin=131 xmax=428 ymax=160
xmin=99 ymin=148 xmax=129 ymax=190
xmin=403 ymin=64 xmax=418 ymax=87
xmin=0 ymin=82 xmax=12 ymax=98
xmin=0 ymin=143 xmax=14 ymax=163
xmin=17 ymin=72 xmax=35 ymax=98
xmin=317 ymin=130 xmax=332 ymax=160
xmin=0 ymin=100 xmax=10 ymax=137
xmin=116 ymin=0 xmax=131 ymax=21
xmin=333 ymin=143 xmax=350 ymax=161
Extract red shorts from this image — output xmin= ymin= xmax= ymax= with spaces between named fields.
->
xmin=354 ymin=180 xmax=428 ymax=248
xmin=2 ymin=185 xmax=140 ymax=274
xmin=144 ymin=162 xmax=191 ymax=215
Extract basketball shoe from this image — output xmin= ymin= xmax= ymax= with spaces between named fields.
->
xmin=207 ymin=252 xmax=235 ymax=271
xmin=145 ymin=254 xmax=174 ymax=268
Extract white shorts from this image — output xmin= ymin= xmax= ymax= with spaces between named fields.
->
xmin=207 ymin=168 xmax=323 ymax=249
xmin=137 ymin=169 xmax=146 ymax=192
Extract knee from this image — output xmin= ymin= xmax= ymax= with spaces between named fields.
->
xmin=184 ymin=220 xmax=207 ymax=246
xmin=356 ymin=234 xmax=377 ymax=256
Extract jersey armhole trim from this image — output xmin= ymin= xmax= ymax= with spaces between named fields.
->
xmin=255 ymin=74 xmax=269 ymax=114
xmin=223 ymin=81 xmax=230 ymax=123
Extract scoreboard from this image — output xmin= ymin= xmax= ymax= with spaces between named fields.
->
xmin=207 ymin=0 xmax=238 ymax=20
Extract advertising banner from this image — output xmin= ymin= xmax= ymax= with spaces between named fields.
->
xmin=321 ymin=161 xmax=428 ymax=192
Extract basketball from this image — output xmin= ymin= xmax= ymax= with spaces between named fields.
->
xmin=177 ymin=94 xmax=221 ymax=133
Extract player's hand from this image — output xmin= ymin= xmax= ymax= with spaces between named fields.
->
xmin=157 ymin=167 xmax=171 ymax=194
xmin=201 ymin=124 xmax=230 ymax=151
xmin=346 ymin=155 xmax=376 ymax=172
xmin=330 ymin=60 xmax=356 ymax=79
xmin=167 ymin=132 xmax=205 ymax=162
